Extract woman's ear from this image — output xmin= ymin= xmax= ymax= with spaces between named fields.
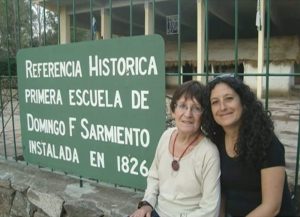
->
xmin=200 ymin=125 xmax=208 ymax=136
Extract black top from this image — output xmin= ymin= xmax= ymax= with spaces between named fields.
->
xmin=219 ymin=135 xmax=296 ymax=216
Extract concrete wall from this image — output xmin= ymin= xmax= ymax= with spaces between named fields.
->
xmin=0 ymin=159 xmax=142 ymax=217
xmin=244 ymin=63 xmax=294 ymax=96
xmin=166 ymin=62 xmax=295 ymax=96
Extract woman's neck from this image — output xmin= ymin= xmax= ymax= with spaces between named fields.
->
xmin=223 ymin=125 xmax=239 ymax=140
xmin=224 ymin=128 xmax=239 ymax=157
xmin=176 ymin=131 xmax=200 ymax=146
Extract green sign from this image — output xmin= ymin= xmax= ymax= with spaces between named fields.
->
xmin=17 ymin=35 xmax=165 ymax=189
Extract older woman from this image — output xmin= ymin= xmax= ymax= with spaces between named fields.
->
xmin=202 ymin=75 xmax=296 ymax=217
xmin=130 ymin=80 xmax=221 ymax=217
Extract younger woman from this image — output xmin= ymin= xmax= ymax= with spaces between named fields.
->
xmin=202 ymin=75 xmax=296 ymax=217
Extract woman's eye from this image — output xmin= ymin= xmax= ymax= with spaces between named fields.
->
xmin=178 ymin=104 xmax=186 ymax=109
xmin=195 ymin=107 xmax=201 ymax=111
xmin=224 ymin=97 xmax=233 ymax=101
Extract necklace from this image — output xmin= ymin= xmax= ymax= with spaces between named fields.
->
xmin=171 ymin=132 xmax=200 ymax=171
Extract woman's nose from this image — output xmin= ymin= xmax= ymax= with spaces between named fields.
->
xmin=183 ymin=107 xmax=193 ymax=116
xmin=219 ymin=101 xmax=226 ymax=110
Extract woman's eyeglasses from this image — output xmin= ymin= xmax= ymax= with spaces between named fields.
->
xmin=209 ymin=73 xmax=236 ymax=83
xmin=175 ymin=103 xmax=203 ymax=115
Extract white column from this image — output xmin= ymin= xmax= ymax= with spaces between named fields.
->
xmin=101 ymin=8 xmax=111 ymax=39
xmin=257 ymin=0 xmax=265 ymax=99
xmin=145 ymin=1 xmax=154 ymax=35
xmin=197 ymin=0 xmax=205 ymax=82
xmin=59 ymin=7 xmax=70 ymax=44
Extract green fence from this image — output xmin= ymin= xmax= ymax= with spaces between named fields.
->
xmin=0 ymin=0 xmax=299 ymax=195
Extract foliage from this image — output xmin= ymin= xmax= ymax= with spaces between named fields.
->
xmin=0 ymin=0 xmax=60 ymax=75
xmin=0 ymin=0 xmax=31 ymax=56
xmin=0 ymin=0 xmax=60 ymax=56
xmin=0 ymin=0 xmax=95 ymax=75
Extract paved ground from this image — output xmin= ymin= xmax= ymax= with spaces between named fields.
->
xmin=268 ymin=97 xmax=300 ymax=187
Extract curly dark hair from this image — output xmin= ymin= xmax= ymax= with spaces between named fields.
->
xmin=202 ymin=76 xmax=274 ymax=167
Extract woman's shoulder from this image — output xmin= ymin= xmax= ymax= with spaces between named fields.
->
xmin=165 ymin=127 xmax=176 ymax=134
xmin=192 ymin=137 xmax=220 ymax=167
xmin=195 ymin=136 xmax=219 ymax=156
xmin=156 ymin=127 xmax=176 ymax=148
xmin=201 ymin=136 xmax=218 ymax=148
xmin=160 ymin=127 xmax=176 ymax=139
xmin=262 ymin=134 xmax=285 ymax=168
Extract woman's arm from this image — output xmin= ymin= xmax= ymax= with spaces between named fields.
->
xmin=142 ymin=159 xmax=160 ymax=207
xmin=189 ymin=144 xmax=221 ymax=217
xmin=246 ymin=166 xmax=285 ymax=217
xmin=128 ymin=153 xmax=159 ymax=217
xmin=129 ymin=129 xmax=173 ymax=217
xmin=129 ymin=205 xmax=152 ymax=217
xmin=219 ymin=193 xmax=226 ymax=217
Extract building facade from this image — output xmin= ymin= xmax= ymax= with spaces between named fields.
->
xmin=34 ymin=0 xmax=300 ymax=96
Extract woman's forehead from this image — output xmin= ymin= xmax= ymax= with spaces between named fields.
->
xmin=178 ymin=95 xmax=200 ymax=104
xmin=210 ymin=83 xmax=240 ymax=101
xmin=212 ymin=82 xmax=235 ymax=94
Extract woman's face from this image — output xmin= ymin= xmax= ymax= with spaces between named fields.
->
xmin=172 ymin=96 xmax=202 ymax=135
xmin=210 ymin=82 xmax=243 ymax=131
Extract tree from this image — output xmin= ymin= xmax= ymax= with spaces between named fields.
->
xmin=1 ymin=0 xmax=94 ymax=56
xmin=0 ymin=0 xmax=60 ymax=56
xmin=0 ymin=0 xmax=59 ymax=76
xmin=0 ymin=0 xmax=32 ymax=56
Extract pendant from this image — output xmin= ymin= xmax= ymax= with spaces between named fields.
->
xmin=172 ymin=160 xmax=179 ymax=171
